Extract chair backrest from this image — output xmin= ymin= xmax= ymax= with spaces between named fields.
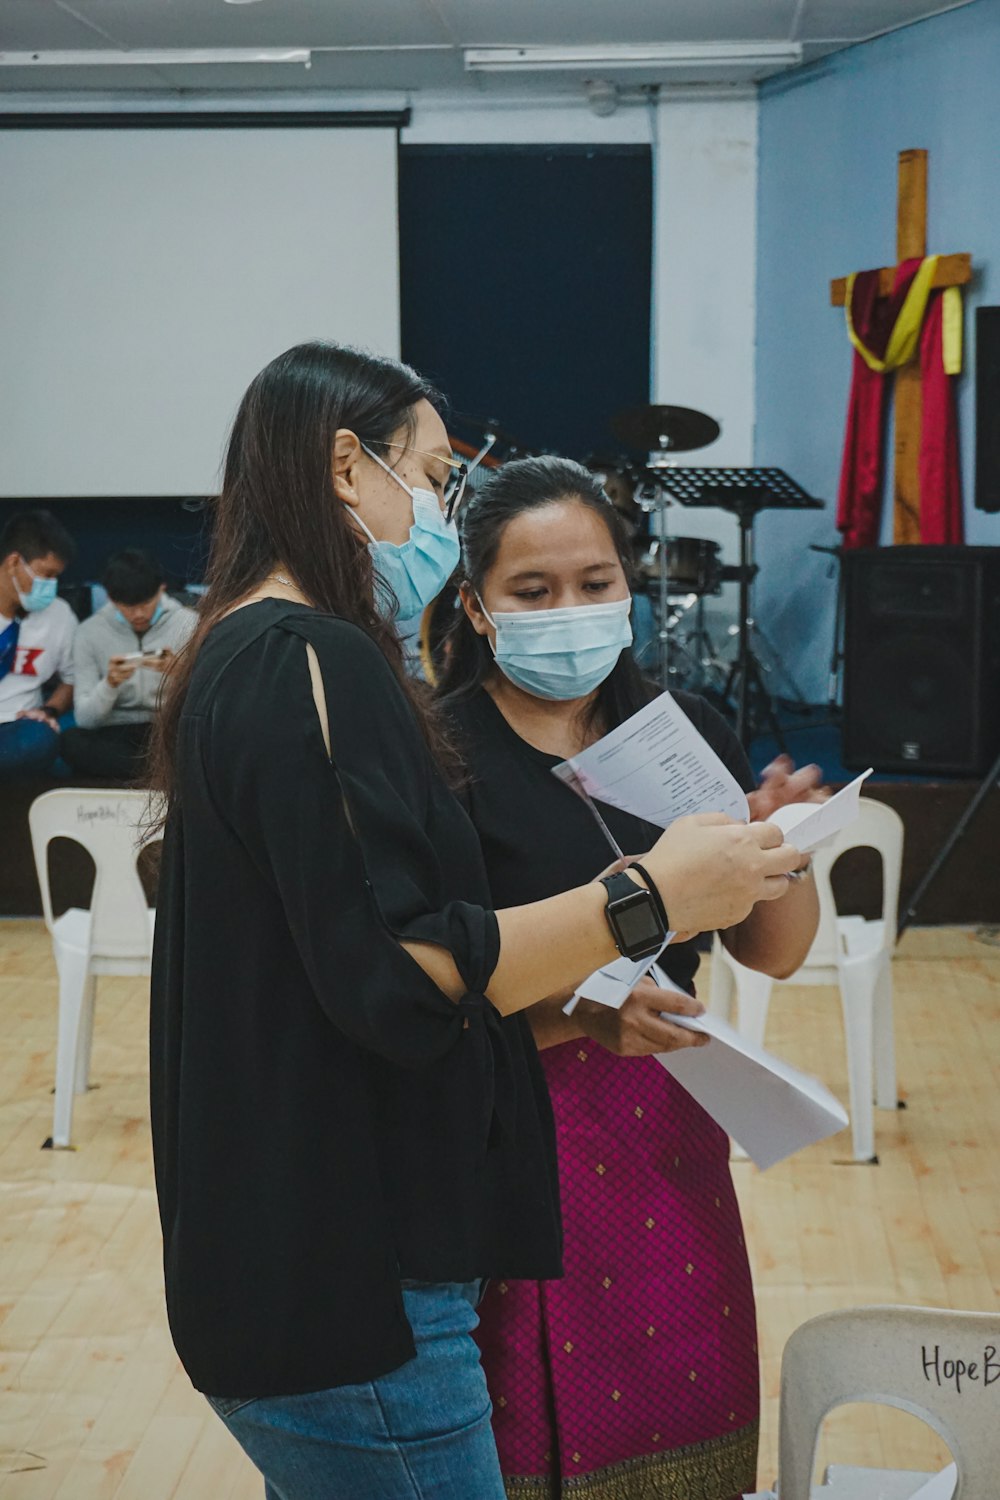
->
xmin=803 ymin=797 xmax=905 ymax=969
xmin=777 ymin=1305 xmax=1000 ymax=1499
xmin=28 ymin=788 xmax=157 ymax=960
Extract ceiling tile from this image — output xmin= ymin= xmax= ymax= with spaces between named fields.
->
xmin=800 ymin=0 xmax=978 ymax=42
xmin=18 ymin=0 xmax=452 ymax=50
xmin=434 ymin=0 xmax=800 ymax=45
xmin=0 ymin=0 xmax=982 ymax=96
xmin=0 ymin=0 xmax=112 ymax=49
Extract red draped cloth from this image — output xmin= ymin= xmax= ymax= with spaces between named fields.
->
xmin=837 ymin=257 xmax=963 ymax=548
xmin=919 ymin=293 xmax=963 ymax=543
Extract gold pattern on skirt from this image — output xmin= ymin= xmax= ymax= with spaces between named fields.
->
xmin=501 ymin=1420 xmax=758 ymax=1500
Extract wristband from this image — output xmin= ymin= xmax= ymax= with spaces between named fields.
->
xmin=627 ymin=861 xmax=670 ymax=933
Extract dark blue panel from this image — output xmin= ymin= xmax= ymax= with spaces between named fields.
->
xmin=0 ymin=498 xmax=210 ymax=588
xmin=400 ymin=145 xmax=652 ymax=461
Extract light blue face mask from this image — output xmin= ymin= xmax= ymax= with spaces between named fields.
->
xmin=479 ymin=595 xmax=633 ymax=701
xmin=349 ymin=445 xmax=461 ymax=622
xmin=16 ymin=560 xmax=59 ymax=614
xmin=115 ymin=599 xmax=164 ymax=631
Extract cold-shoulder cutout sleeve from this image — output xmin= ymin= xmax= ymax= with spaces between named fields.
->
xmin=210 ymin=613 xmax=500 ymax=1069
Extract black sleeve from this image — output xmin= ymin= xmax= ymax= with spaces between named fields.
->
xmin=212 ymin=616 xmax=499 ymax=1069
xmin=674 ymin=691 xmax=757 ymax=796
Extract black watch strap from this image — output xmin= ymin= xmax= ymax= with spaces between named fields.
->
xmin=598 ymin=870 xmax=667 ymax=962
xmin=628 ymin=861 xmax=670 ymax=933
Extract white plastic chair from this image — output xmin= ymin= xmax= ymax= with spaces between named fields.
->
xmin=29 ymin=788 xmax=158 ymax=1149
xmin=769 ymin=1305 xmax=998 ymax=1499
xmin=710 ymin=797 xmax=904 ymax=1162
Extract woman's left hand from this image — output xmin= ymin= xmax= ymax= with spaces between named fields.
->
xmin=747 ymin=754 xmax=829 ymax=823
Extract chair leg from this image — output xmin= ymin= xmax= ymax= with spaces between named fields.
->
xmin=735 ymin=969 xmax=775 ymax=1052
xmin=49 ymin=950 xmax=89 ymax=1149
xmin=74 ymin=974 xmax=97 ymax=1095
xmin=873 ymin=958 xmax=897 ymax=1111
xmin=839 ymin=962 xmax=877 ymax=1162
xmin=707 ymin=945 xmax=735 ymax=1021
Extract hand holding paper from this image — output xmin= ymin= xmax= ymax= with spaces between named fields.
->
xmin=572 ymin=974 xmax=709 ymax=1058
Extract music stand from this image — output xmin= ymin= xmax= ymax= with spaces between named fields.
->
xmin=648 ymin=467 xmax=825 ymax=747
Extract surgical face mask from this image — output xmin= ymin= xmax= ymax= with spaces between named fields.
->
xmin=478 ymin=594 xmax=633 ymax=701
xmin=116 ymin=599 xmax=164 ymax=632
xmin=348 ymin=445 xmax=461 ymax=622
xmin=15 ymin=559 xmax=59 ymax=614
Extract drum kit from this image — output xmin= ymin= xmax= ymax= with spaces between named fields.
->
xmin=449 ymin=405 xmax=825 ymax=746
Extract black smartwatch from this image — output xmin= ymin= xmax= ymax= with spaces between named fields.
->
xmin=598 ymin=870 xmax=668 ymax=962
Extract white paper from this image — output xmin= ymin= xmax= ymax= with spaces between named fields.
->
xmin=768 ymin=768 xmax=873 ymax=853
xmin=908 ymin=1467 xmax=957 ymax=1500
xmin=552 ymin=690 xmax=750 ymax=829
xmin=568 ymin=945 xmax=670 ymax=1015
xmin=648 ymin=964 xmax=849 ymax=1170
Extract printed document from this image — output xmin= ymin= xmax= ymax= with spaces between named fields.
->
xmin=552 ymin=691 xmax=749 ymax=828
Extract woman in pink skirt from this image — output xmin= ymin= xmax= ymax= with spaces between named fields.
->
xmin=440 ymin=457 xmax=822 ymax=1499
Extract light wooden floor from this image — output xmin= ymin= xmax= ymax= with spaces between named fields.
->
xmin=2 ymin=921 xmax=998 ymax=1497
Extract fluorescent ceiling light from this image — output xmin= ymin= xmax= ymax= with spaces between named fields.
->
xmin=464 ymin=42 xmax=802 ymax=72
xmin=0 ymin=48 xmax=311 ymax=68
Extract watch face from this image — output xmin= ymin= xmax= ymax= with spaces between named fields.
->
xmin=614 ymin=893 xmax=662 ymax=950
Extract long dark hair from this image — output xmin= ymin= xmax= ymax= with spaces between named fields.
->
xmin=438 ymin=455 xmax=653 ymax=730
xmin=149 ymin=341 xmax=451 ymax=808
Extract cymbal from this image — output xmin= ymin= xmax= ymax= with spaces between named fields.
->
xmin=449 ymin=413 xmax=523 ymax=450
xmin=611 ymin=405 xmax=721 ymax=455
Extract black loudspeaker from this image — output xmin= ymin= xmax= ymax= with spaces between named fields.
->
xmin=843 ymin=546 xmax=1000 ymax=775
xmin=976 ymin=306 xmax=1000 ymax=513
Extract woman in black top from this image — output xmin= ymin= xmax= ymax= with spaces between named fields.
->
xmin=147 ymin=344 xmax=802 ymax=1500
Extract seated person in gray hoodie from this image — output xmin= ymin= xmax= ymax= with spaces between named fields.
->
xmin=61 ymin=549 xmax=197 ymax=782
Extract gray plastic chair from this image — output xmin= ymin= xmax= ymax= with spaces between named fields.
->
xmin=776 ymin=1305 xmax=999 ymax=1499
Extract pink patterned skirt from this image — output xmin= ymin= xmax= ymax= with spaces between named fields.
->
xmin=475 ymin=1040 xmax=759 ymax=1499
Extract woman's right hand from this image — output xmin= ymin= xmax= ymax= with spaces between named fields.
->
xmin=639 ymin=813 xmax=802 ymax=934
xmin=575 ymin=976 xmax=709 ymax=1058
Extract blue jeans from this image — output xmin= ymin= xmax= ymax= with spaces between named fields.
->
xmin=0 ymin=718 xmax=59 ymax=778
xmin=205 ymin=1281 xmax=505 ymax=1500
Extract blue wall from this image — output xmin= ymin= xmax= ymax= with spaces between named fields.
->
xmin=754 ymin=0 xmax=1000 ymax=705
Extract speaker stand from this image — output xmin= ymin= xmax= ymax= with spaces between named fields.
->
xmin=897 ymin=746 xmax=1000 ymax=938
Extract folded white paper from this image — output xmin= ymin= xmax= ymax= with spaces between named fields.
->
xmin=564 ymin=942 xmax=671 ymax=1018
xmin=768 ymin=768 xmax=873 ymax=853
xmin=652 ymin=965 xmax=848 ymax=1170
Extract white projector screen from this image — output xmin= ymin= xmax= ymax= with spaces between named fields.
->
xmin=0 ymin=125 xmax=400 ymax=497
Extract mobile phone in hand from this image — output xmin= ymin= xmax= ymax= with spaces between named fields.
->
xmin=120 ymin=649 xmax=166 ymax=663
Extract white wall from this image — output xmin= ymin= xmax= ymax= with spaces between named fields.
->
xmin=653 ymin=96 xmax=758 ymax=565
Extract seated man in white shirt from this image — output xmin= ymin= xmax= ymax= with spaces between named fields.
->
xmin=0 ymin=510 xmax=77 ymax=779
xmin=61 ymin=549 xmax=197 ymax=783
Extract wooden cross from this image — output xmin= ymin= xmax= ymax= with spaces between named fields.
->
xmin=830 ymin=149 xmax=971 ymax=544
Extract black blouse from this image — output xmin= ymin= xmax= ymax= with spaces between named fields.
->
xmin=149 ymin=602 xmax=561 ymax=1399
xmin=447 ymin=688 xmax=756 ymax=992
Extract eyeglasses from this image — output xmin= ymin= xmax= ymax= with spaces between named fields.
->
xmin=364 ymin=441 xmax=469 ymax=524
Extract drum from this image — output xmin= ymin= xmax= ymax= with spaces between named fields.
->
xmin=638 ymin=536 xmax=722 ymax=596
